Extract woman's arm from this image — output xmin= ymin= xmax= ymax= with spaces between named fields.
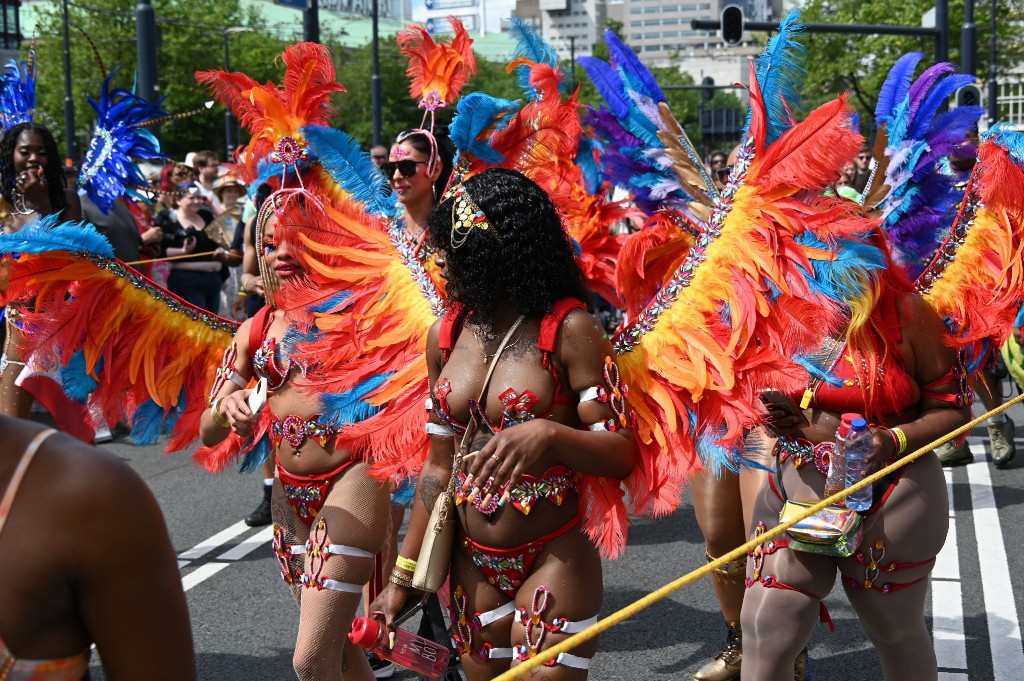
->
xmin=369 ymin=320 xmax=455 ymax=630
xmin=60 ymin=189 xmax=82 ymax=223
xmin=199 ymin=318 xmax=256 ymax=446
xmin=467 ymin=309 xmax=637 ymax=498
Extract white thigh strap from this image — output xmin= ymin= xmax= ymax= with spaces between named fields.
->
xmin=554 ymin=614 xmax=598 ymax=634
xmin=578 ymin=386 xmax=601 ymax=402
xmin=283 ymin=544 xmax=305 ymax=556
xmin=487 ymin=647 xmax=514 ymax=659
xmin=555 ymin=652 xmax=591 ymax=669
xmin=313 ymin=543 xmax=375 ymax=559
xmin=474 ymin=601 xmax=516 ymax=629
xmin=318 ymin=578 xmax=363 ymax=593
xmin=587 ymin=421 xmax=609 ymax=432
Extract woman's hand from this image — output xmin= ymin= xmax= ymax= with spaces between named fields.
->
xmin=182 ymin=236 xmax=197 ymax=254
xmin=219 ymin=389 xmax=255 ymax=438
xmin=862 ymin=427 xmax=898 ymax=475
xmin=464 ymin=419 xmax=552 ymax=507
xmin=16 ymin=167 xmax=48 ymax=206
xmin=368 ymin=582 xmax=411 ymax=645
xmin=761 ymin=404 xmax=807 ymax=437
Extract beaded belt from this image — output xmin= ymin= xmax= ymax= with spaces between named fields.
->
xmin=271 ymin=414 xmax=340 ymax=449
xmin=774 ymin=436 xmax=834 ymax=477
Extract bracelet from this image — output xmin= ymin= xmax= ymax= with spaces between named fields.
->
xmin=389 ymin=569 xmax=412 ymax=588
xmin=891 ymin=427 xmax=908 ymax=455
xmin=210 ymin=397 xmax=230 ymax=428
xmin=395 ymin=556 xmax=417 ymax=573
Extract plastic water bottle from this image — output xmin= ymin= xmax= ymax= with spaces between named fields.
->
xmin=825 ymin=414 xmax=853 ymax=502
xmin=348 ymin=617 xmax=450 ymax=678
xmin=842 ymin=415 xmax=874 ymax=512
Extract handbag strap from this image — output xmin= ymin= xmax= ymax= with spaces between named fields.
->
xmin=448 ymin=314 xmax=526 ymax=486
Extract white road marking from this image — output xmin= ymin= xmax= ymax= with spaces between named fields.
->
xmin=176 ymin=525 xmax=276 ymax=592
xmin=177 ymin=520 xmax=250 ymax=561
xmin=967 ymin=457 xmax=1024 ymax=681
xmin=938 ymin=673 xmax=969 ymax=680
xmin=181 ymin=562 xmax=231 ymax=591
xmin=218 ymin=526 xmax=275 ymax=561
xmin=932 ymin=467 xmax=968 ymax=672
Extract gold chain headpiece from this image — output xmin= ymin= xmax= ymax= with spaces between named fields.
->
xmin=446 ymin=183 xmax=498 ymax=249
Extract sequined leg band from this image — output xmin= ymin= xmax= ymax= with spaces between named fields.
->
xmin=449 ymin=584 xmax=516 ymax=662
xmin=512 ymin=586 xmax=596 ymax=670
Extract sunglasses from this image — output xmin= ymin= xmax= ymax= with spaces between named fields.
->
xmin=381 ymin=160 xmax=427 ymax=178
xmin=716 ymin=166 xmax=734 ymax=183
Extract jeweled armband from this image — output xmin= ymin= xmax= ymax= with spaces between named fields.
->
xmin=208 ymin=344 xmax=247 ymax=405
xmin=581 ymin=356 xmax=636 ymax=431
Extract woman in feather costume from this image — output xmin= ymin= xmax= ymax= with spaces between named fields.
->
xmin=194 ymin=43 xmax=405 ymax=681
xmin=371 ymin=168 xmax=637 ymax=680
xmin=737 ymin=50 xmax=1024 ymax=681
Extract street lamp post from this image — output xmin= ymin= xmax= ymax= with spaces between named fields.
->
xmin=223 ymin=27 xmax=254 ymax=161
xmin=61 ymin=0 xmax=76 ymax=163
xmin=371 ymin=0 xmax=382 ymax=146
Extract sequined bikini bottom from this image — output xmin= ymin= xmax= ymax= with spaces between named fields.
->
xmin=458 ymin=509 xmax=582 ymax=598
xmin=276 ymin=458 xmax=355 ymax=527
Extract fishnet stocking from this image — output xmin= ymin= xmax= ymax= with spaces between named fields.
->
xmin=273 ymin=461 xmax=391 ymax=680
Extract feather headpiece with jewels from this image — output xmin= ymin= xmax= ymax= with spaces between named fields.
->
xmin=398 ymin=16 xmax=476 ymax=128
xmin=196 ymin=42 xmax=345 ymax=197
xmin=76 ymin=70 xmax=168 ymax=214
xmin=0 ymin=50 xmax=36 ymax=130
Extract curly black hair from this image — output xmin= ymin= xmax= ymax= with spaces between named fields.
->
xmin=0 ymin=122 xmax=67 ymax=211
xmin=426 ymin=168 xmax=589 ymax=328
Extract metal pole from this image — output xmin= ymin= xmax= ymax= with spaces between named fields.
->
xmin=371 ymin=0 xmax=382 ymax=146
xmin=304 ymin=0 xmax=320 ymax=43
xmin=136 ymin=0 xmax=159 ymax=104
xmin=936 ymin=0 xmax=949 ymax=62
xmin=224 ymin=33 xmax=234 ymax=162
xmin=962 ymin=0 xmax=976 ymax=75
xmin=61 ymin=0 xmax=76 ymax=163
xmin=988 ymin=0 xmax=998 ymax=124
xmin=569 ymin=36 xmax=575 ymax=87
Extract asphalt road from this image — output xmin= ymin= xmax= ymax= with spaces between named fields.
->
xmin=79 ymin=395 xmax=1024 ymax=681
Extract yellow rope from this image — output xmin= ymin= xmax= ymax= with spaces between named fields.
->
xmin=123 ymin=250 xmax=219 ymax=265
xmin=495 ymin=394 xmax=1024 ymax=680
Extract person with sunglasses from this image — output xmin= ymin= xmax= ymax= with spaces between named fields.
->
xmin=384 ymin=130 xmax=445 ymax=260
xmin=161 ymin=182 xmax=231 ymax=315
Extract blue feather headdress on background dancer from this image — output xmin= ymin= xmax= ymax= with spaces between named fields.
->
xmin=0 ymin=50 xmax=36 ymax=130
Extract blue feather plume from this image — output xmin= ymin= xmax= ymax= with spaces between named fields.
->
xmin=507 ymin=18 xmax=565 ymax=98
xmin=239 ymin=434 xmax=272 ymax=473
xmin=579 ymin=56 xmax=628 ymax=118
xmin=875 ymin=52 xmax=924 ymax=123
xmin=606 ymin=31 xmax=665 ymax=102
xmin=130 ymin=396 xmax=182 ymax=446
xmin=0 ymin=51 xmax=36 ymax=130
xmin=59 ymin=351 xmax=103 ymax=402
xmin=320 ymin=374 xmax=390 ymax=425
xmin=448 ymin=92 xmax=517 ymax=166
xmin=302 ymin=125 xmax=398 ymax=219
xmin=0 ymin=213 xmax=115 ymax=258
xmin=907 ymin=72 xmax=976 ymax=139
xmin=742 ymin=9 xmax=806 ymax=146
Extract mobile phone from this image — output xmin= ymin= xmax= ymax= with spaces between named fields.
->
xmin=759 ymin=389 xmax=810 ymax=428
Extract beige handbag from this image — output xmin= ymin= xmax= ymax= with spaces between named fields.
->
xmin=411 ymin=315 xmax=525 ymax=592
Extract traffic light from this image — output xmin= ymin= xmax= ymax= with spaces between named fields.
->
xmin=702 ymin=76 xmax=715 ymax=102
xmin=721 ymin=5 xmax=744 ymax=46
xmin=955 ymin=84 xmax=982 ymax=109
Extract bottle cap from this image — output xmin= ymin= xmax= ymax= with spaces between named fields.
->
xmin=851 ymin=417 xmax=868 ymax=432
xmin=348 ymin=617 xmax=382 ymax=648
xmin=838 ymin=412 xmax=861 ymax=437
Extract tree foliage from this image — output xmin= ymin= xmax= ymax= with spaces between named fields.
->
xmin=796 ymin=0 xmax=1024 ymax=126
xmin=28 ymin=0 xmax=287 ymax=161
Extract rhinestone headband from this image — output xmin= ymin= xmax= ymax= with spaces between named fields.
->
xmin=448 ymin=183 xmax=497 ymax=249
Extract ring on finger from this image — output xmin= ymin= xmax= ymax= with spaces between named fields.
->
xmin=490 ymin=453 xmax=501 ymax=464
